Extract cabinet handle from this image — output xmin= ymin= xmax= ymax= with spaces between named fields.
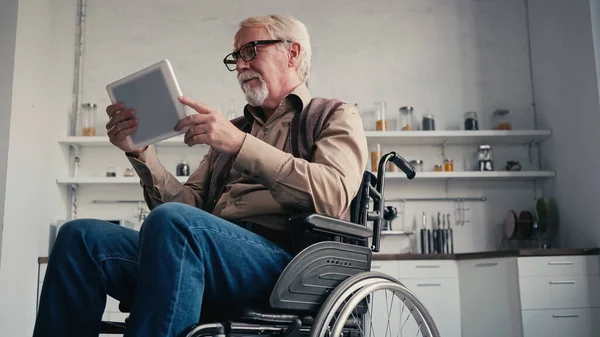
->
xmin=549 ymin=281 xmax=576 ymax=285
xmin=552 ymin=314 xmax=579 ymax=318
xmin=415 ymin=265 xmax=440 ymax=269
xmin=417 ymin=283 xmax=441 ymax=287
xmin=548 ymin=261 xmax=574 ymax=266
xmin=474 ymin=262 xmax=498 ymax=268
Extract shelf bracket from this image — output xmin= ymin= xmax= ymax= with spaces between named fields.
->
xmin=441 ymin=139 xmax=448 ymax=158
xmin=68 ymin=183 xmax=79 ymax=220
xmin=70 ymin=144 xmax=81 ymax=177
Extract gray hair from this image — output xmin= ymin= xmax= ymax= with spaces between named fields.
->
xmin=236 ymin=14 xmax=312 ymax=82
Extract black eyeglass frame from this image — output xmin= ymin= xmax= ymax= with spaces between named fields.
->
xmin=223 ymin=39 xmax=291 ymax=71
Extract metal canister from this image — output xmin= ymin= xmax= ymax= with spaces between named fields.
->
xmin=477 ymin=145 xmax=494 ymax=171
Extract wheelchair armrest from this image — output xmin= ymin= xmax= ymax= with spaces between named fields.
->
xmin=289 ymin=213 xmax=373 ymax=240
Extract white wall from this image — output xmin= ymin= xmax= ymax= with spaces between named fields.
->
xmin=72 ymin=0 xmax=541 ymax=255
xmin=529 ymin=0 xmax=600 ymax=248
xmin=0 ymin=0 xmax=74 ymax=335
xmin=0 ymin=0 xmax=19 ymax=265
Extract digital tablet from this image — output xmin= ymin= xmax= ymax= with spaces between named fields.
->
xmin=106 ymin=59 xmax=192 ymax=149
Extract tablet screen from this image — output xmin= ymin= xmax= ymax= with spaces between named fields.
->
xmin=111 ymin=68 xmax=181 ymax=147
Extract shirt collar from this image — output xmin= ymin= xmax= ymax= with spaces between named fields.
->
xmin=243 ymin=82 xmax=312 ymax=125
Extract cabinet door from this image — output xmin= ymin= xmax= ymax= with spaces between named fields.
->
xmin=522 ymin=308 xmax=596 ymax=337
xmin=458 ymin=258 xmax=523 ymax=337
xmin=399 ymin=278 xmax=461 ymax=337
xmin=371 ymin=260 xmax=400 ymax=279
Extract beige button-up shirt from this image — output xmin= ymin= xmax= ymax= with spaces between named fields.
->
xmin=127 ymin=83 xmax=368 ymax=232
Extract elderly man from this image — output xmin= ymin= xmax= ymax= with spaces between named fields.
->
xmin=33 ymin=14 xmax=367 ymax=337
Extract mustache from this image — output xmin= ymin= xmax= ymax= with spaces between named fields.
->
xmin=237 ymin=71 xmax=263 ymax=86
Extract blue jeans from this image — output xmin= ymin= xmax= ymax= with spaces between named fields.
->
xmin=33 ymin=202 xmax=293 ymax=337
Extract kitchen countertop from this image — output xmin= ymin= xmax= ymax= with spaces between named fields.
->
xmin=39 ymin=248 xmax=600 ymax=264
xmin=372 ymin=248 xmax=600 ymax=260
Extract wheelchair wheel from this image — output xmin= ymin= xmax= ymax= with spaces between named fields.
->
xmin=309 ymin=271 xmax=440 ymax=337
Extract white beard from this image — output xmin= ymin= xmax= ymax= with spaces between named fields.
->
xmin=238 ymin=71 xmax=269 ymax=107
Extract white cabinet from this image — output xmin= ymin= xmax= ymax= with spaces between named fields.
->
xmin=399 ymin=278 xmax=461 ymax=337
xmin=456 ymin=254 xmax=600 ymax=337
xmin=371 ymin=259 xmax=462 ymax=337
xmin=522 ymin=308 xmax=600 ymax=337
xmin=518 ymin=255 xmax=600 ymax=337
xmin=458 ymin=258 xmax=523 ymax=337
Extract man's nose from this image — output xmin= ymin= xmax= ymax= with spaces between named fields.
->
xmin=236 ymin=58 xmax=250 ymax=72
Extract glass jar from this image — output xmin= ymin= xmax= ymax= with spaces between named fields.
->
xmin=433 ymin=164 xmax=443 ymax=172
xmin=106 ymin=164 xmax=116 ymax=177
xmin=375 ymin=101 xmax=388 ymax=131
xmin=477 ymin=145 xmax=494 ymax=171
xmin=422 ymin=113 xmax=435 ymax=131
xmin=81 ymin=103 xmax=97 ymax=136
xmin=176 ymin=159 xmax=190 ymax=176
xmin=370 ymin=144 xmax=382 ymax=172
xmin=464 ymin=111 xmax=479 ymax=130
xmin=492 ymin=109 xmax=512 ymax=130
xmin=398 ymin=106 xmax=416 ymax=131
xmin=387 ymin=162 xmax=399 ymax=173
xmin=123 ymin=168 xmax=135 ymax=177
xmin=444 ymin=159 xmax=454 ymax=172
xmin=409 ymin=159 xmax=423 ymax=172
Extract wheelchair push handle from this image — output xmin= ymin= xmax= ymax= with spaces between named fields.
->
xmin=370 ymin=151 xmax=416 ymax=252
xmin=378 ymin=151 xmax=416 ymax=180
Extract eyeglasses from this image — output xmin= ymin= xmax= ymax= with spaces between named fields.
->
xmin=223 ymin=39 xmax=289 ymax=71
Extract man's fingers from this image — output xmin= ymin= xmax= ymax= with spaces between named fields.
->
xmin=108 ymin=119 xmax=138 ymax=137
xmin=106 ymin=103 xmax=124 ymax=117
xmin=178 ymin=96 xmax=212 ymax=114
xmin=174 ymin=113 xmax=211 ymax=132
xmin=185 ymin=133 xmax=209 ymax=147
xmin=183 ymin=124 xmax=209 ymax=144
xmin=106 ymin=109 xmax=135 ymax=130
xmin=108 ymin=124 xmax=136 ymax=139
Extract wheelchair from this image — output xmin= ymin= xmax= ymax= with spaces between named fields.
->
xmin=100 ymin=152 xmax=440 ymax=337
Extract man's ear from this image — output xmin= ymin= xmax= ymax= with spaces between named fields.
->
xmin=288 ymin=42 xmax=301 ymax=68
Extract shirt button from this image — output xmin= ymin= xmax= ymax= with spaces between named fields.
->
xmin=263 ymin=127 xmax=269 ymax=133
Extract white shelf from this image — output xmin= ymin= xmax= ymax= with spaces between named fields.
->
xmin=56 ymin=176 xmax=189 ymax=184
xmin=364 ymin=129 xmax=552 ymax=146
xmin=58 ymin=130 xmax=552 ymax=147
xmin=56 ymin=171 xmax=554 ymax=185
xmin=58 ymin=135 xmax=188 ymax=147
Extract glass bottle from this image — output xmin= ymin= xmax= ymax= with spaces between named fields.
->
xmin=375 ymin=101 xmax=388 ymax=131
xmin=81 ymin=103 xmax=97 ymax=136
xmin=226 ymin=100 xmax=237 ymax=120
xmin=370 ymin=143 xmax=382 ymax=172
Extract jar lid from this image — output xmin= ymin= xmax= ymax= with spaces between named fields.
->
xmin=399 ymin=106 xmax=414 ymax=112
xmin=479 ymin=145 xmax=491 ymax=149
xmin=82 ymin=103 xmax=97 ymax=109
xmin=444 ymin=158 xmax=453 ymax=162
xmin=409 ymin=159 xmax=423 ymax=164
